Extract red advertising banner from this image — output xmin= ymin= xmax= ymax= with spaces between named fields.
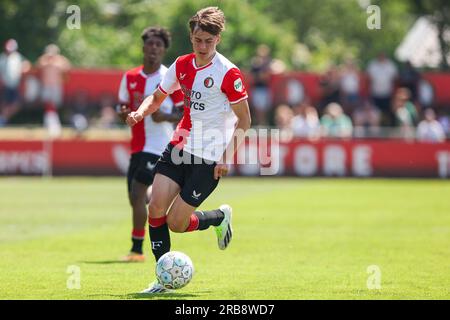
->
xmin=0 ymin=139 xmax=449 ymax=178
xmin=232 ymin=139 xmax=450 ymax=178
xmin=20 ymin=69 xmax=450 ymax=108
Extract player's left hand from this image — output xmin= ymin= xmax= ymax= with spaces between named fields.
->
xmin=214 ymin=163 xmax=229 ymax=180
xmin=126 ymin=111 xmax=143 ymax=127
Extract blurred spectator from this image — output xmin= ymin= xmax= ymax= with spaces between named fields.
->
xmin=417 ymin=109 xmax=446 ymax=142
xmin=37 ymin=44 xmax=71 ymax=137
xmin=391 ymin=88 xmax=418 ymax=139
xmin=95 ymin=93 xmax=117 ymax=128
xmin=318 ymin=66 xmax=341 ymax=112
xmin=274 ymin=104 xmax=294 ymax=142
xmin=398 ymin=61 xmax=421 ymax=102
xmin=352 ymin=99 xmax=381 ymax=136
xmin=437 ymin=109 xmax=450 ymax=136
xmin=367 ymin=52 xmax=398 ymax=126
xmin=292 ymin=102 xmax=320 ymax=140
xmin=250 ymin=44 xmax=273 ymax=126
xmin=0 ymin=39 xmax=31 ymax=126
xmin=320 ymin=102 xmax=353 ymax=138
xmin=418 ymin=79 xmax=434 ymax=109
xmin=339 ymin=58 xmax=361 ymax=113
xmin=392 ymin=88 xmax=419 ymax=125
xmin=69 ymin=90 xmax=90 ymax=134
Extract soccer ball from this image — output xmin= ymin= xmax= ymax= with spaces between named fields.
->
xmin=156 ymin=251 xmax=194 ymax=289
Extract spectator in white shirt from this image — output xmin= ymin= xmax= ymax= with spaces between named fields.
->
xmin=340 ymin=58 xmax=360 ymax=113
xmin=292 ymin=102 xmax=320 ymax=140
xmin=0 ymin=39 xmax=30 ymax=126
xmin=417 ymin=108 xmax=446 ymax=143
xmin=367 ymin=52 xmax=398 ymax=126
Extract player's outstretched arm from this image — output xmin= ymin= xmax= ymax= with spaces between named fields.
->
xmin=126 ymin=89 xmax=168 ymax=127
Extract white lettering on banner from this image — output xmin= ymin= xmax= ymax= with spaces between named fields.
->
xmin=436 ymin=151 xmax=450 ymax=178
xmin=0 ymin=151 xmax=48 ymax=174
xmin=323 ymin=145 xmax=346 ymax=176
xmin=353 ymin=145 xmax=372 ymax=177
xmin=294 ymin=145 xmax=318 ymax=176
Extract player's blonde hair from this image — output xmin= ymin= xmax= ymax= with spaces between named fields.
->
xmin=189 ymin=7 xmax=225 ymax=36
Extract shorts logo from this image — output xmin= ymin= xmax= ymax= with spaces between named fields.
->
xmin=234 ymin=78 xmax=243 ymax=92
xmin=204 ymin=77 xmax=214 ymax=88
xmin=146 ymin=162 xmax=156 ymax=171
xmin=192 ymin=190 xmax=202 ymax=200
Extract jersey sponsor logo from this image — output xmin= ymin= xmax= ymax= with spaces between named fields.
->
xmin=179 ymin=73 xmax=186 ymax=80
xmin=234 ymin=78 xmax=243 ymax=92
xmin=192 ymin=190 xmax=202 ymax=200
xmin=180 ymin=85 xmax=205 ymax=111
xmin=204 ymin=77 xmax=214 ymax=88
xmin=190 ymin=101 xmax=205 ymax=111
xmin=130 ymin=82 xmax=137 ymax=89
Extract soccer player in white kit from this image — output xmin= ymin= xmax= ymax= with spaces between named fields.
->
xmin=117 ymin=27 xmax=184 ymax=262
xmin=127 ymin=7 xmax=251 ymax=293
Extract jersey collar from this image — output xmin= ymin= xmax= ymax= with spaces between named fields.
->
xmin=139 ymin=66 xmax=161 ymax=78
xmin=192 ymin=52 xmax=218 ymax=71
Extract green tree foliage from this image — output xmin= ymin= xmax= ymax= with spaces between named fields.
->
xmin=249 ymin=0 xmax=414 ymax=70
xmin=55 ymin=0 xmax=296 ymax=69
xmin=0 ymin=0 xmax=59 ymax=61
xmin=2 ymin=0 xmax=446 ymax=71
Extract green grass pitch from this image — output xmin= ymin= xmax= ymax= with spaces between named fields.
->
xmin=0 ymin=177 xmax=449 ymax=300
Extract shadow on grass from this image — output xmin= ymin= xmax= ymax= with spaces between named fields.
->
xmin=78 ymin=260 xmax=137 ymax=265
xmin=87 ymin=292 xmax=203 ymax=299
xmin=128 ymin=292 xmax=199 ymax=299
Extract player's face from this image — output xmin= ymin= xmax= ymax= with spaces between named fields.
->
xmin=190 ymin=28 xmax=220 ymax=65
xmin=143 ymin=36 xmax=166 ymax=66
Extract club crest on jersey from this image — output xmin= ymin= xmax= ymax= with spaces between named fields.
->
xmin=234 ymin=78 xmax=243 ymax=92
xmin=204 ymin=77 xmax=214 ymax=88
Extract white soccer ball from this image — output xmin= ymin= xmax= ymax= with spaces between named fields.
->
xmin=156 ymin=251 xmax=194 ymax=289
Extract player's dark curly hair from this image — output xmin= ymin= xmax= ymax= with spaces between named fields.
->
xmin=141 ymin=26 xmax=171 ymax=49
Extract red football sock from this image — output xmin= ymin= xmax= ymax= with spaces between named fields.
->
xmin=148 ymin=216 xmax=167 ymax=227
xmin=184 ymin=214 xmax=199 ymax=232
xmin=131 ymin=228 xmax=146 ymax=239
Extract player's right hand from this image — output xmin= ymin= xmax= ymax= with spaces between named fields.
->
xmin=126 ymin=111 xmax=143 ymax=127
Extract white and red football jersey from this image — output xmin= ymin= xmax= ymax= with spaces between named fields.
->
xmin=119 ymin=65 xmax=184 ymax=155
xmin=158 ymin=52 xmax=248 ymax=162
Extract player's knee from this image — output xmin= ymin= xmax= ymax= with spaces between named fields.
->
xmin=148 ymin=200 xmax=166 ymax=218
xmin=166 ymin=215 xmax=187 ymax=233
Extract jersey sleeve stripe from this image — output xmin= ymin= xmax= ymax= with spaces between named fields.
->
xmin=158 ymin=84 xmax=168 ymax=95
xmin=229 ymin=95 xmax=248 ymax=105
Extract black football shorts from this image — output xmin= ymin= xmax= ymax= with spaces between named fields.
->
xmin=127 ymin=151 xmax=160 ymax=193
xmin=155 ymin=144 xmax=219 ymax=207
